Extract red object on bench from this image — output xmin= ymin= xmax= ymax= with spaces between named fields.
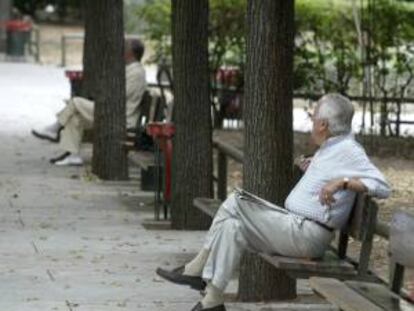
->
xmin=5 ymin=20 xmax=32 ymax=32
xmin=65 ymin=69 xmax=83 ymax=81
xmin=64 ymin=69 xmax=83 ymax=97
xmin=146 ymin=122 xmax=175 ymax=203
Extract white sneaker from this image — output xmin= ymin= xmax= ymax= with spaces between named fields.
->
xmin=53 ymin=154 xmax=84 ymax=166
xmin=32 ymin=122 xmax=62 ymax=142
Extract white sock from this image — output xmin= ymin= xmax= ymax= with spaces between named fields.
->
xmin=201 ymin=282 xmax=224 ymax=308
xmin=183 ymin=248 xmax=210 ymax=276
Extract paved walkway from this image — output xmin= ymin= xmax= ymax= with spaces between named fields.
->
xmin=0 ymin=62 xmax=335 ymax=311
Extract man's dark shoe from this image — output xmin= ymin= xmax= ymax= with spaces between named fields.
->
xmin=31 ymin=126 xmax=63 ymax=143
xmin=191 ymin=302 xmax=226 ymax=311
xmin=156 ymin=266 xmax=206 ymax=291
xmin=32 ymin=129 xmax=59 ymax=143
xmin=50 ymin=151 xmax=71 ymax=164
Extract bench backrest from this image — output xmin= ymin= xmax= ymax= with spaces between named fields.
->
xmin=133 ymin=91 xmax=163 ymax=151
xmin=347 ymin=193 xmax=378 ymax=241
xmin=151 ymin=93 xmax=167 ymax=122
xmin=337 ymin=193 xmax=378 ymax=275
xmin=156 ymin=63 xmax=173 ymax=106
xmin=136 ymin=90 xmax=152 ymax=128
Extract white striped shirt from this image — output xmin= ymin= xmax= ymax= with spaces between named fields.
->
xmin=285 ymin=134 xmax=391 ymax=229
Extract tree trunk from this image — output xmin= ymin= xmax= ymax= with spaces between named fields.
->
xmin=170 ymin=0 xmax=213 ymax=230
xmin=239 ymin=0 xmax=296 ymax=301
xmin=81 ymin=1 xmax=99 ymax=100
xmin=0 ymin=0 xmax=11 ymax=52
xmin=83 ymin=0 xmax=128 ymax=180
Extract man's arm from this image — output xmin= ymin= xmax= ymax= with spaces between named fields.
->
xmin=294 ymin=154 xmax=313 ymax=172
xmin=319 ymin=177 xmax=368 ymax=206
xmin=358 ymin=177 xmax=391 ymax=199
xmin=319 ymin=142 xmax=391 ymax=206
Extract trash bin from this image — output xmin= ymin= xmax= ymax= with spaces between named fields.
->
xmin=6 ymin=20 xmax=32 ymax=56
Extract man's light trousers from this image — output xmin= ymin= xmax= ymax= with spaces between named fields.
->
xmin=57 ymin=97 xmax=94 ymax=154
xmin=201 ymin=189 xmax=334 ymax=291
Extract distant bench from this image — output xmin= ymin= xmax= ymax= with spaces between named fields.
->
xmin=194 ymin=137 xmax=389 ymax=283
xmin=125 ymin=86 xmax=175 ymax=221
xmin=125 ymin=90 xmax=164 ymax=193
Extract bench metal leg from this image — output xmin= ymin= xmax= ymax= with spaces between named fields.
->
xmin=162 ymin=139 xmax=173 ymax=220
xmin=61 ymin=36 xmax=66 ymax=67
xmin=390 ymin=262 xmax=405 ymax=294
xmin=154 ymin=144 xmax=162 ymax=221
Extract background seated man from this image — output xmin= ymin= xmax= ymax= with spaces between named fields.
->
xmin=156 ymin=93 xmax=391 ymax=311
xmin=32 ymin=39 xmax=146 ymax=166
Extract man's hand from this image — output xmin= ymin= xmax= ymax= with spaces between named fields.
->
xmin=319 ymin=177 xmax=369 ymax=206
xmin=294 ymin=155 xmax=313 ymax=172
xmin=319 ymin=178 xmax=343 ymax=206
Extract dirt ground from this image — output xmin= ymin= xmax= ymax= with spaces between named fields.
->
xmin=36 ymin=22 xmax=414 ymax=295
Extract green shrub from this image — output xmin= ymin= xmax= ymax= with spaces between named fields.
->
xmin=136 ymin=0 xmax=414 ymax=99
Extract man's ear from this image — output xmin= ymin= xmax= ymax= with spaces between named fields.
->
xmin=320 ymin=119 xmax=329 ymax=131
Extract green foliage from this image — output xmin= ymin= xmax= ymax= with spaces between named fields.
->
xmin=369 ymin=0 xmax=414 ymax=98
xmin=365 ymin=0 xmax=414 ymax=135
xmin=136 ymin=0 xmax=414 ymax=99
xmin=136 ymin=0 xmax=246 ymax=77
xmin=295 ymin=0 xmax=362 ymax=93
xmin=296 ymin=0 xmax=414 ymax=98
xmin=124 ymin=1 xmax=148 ymax=35
xmin=14 ymin=0 xmax=82 ymax=20
xmin=136 ymin=0 xmax=172 ymax=63
xmin=209 ymin=0 xmax=246 ymax=71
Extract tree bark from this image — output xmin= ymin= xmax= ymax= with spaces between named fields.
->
xmin=0 ymin=0 xmax=11 ymax=52
xmin=170 ymin=0 xmax=213 ymax=230
xmin=81 ymin=1 xmax=99 ymax=100
xmin=239 ymin=0 xmax=296 ymax=301
xmin=83 ymin=0 xmax=128 ymax=180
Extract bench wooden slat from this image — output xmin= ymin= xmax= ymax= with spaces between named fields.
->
xmin=310 ymin=277 xmax=383 ymax=311
xmin=128 ymin=151 xmax=155 ymax=170
xmin=345 ymin=281 xmax=413 ymax=311
xmin=260 ymin=252 xmax=356 ymax=275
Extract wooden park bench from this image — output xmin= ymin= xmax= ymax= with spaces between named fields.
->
xmin=126 ymin=89 xmax=166 ymax=192
xmin=194 ymin=193 xmax=378 ymax=281
xmin=194 ymin=137 xmax=382 ymax=282
xmin=310 ymin=210 xmax=414 ymax=311
xmin=134 ymin=63 xmax=175 ymax=220
xmin=127 ymin=64 xmax=175 ymax=220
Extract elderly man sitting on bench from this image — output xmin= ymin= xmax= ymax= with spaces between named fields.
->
xmin=156 ymin=93 xmax=391 ymax=311
xmin=32 ymin=38 xmax=147 ymax=166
